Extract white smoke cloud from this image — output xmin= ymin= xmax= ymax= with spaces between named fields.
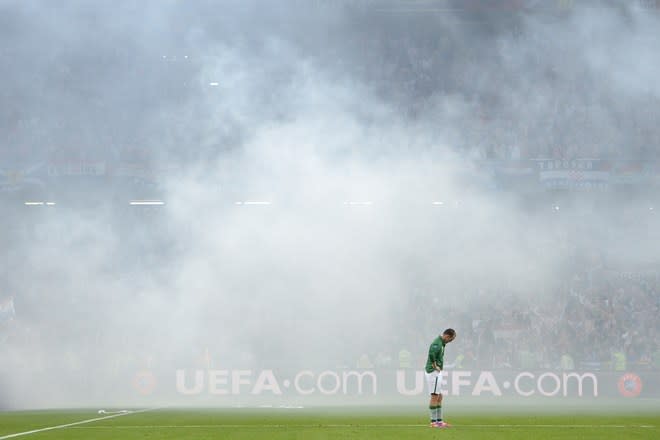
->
xmin=1 ymin=1 xmax=659 ymax=409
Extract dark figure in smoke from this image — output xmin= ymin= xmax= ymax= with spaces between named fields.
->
xmin=0 ymin=294 xmax=16 ymax=344
xmin=425 ymin=328 xmax=456 ymax=428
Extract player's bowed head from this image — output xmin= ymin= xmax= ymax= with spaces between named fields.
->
xmin=442 ymin=328 xmax=456 ymax=343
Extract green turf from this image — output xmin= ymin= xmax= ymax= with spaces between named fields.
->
xmin=1 ymin=407 xmax=659 ymax=439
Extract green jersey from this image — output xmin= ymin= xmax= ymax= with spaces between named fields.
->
xmin=425 ymin=336 xmax=446 ymax=373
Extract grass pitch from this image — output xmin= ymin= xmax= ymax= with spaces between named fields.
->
xmin=1 ymin=406 xmax=659 ymax=439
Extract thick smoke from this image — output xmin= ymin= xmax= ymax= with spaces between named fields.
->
xmin=1 ymin=0 xmax=659 ymax=408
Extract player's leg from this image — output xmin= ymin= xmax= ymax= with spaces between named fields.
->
xmin=436 ymin=389 xmax=451 ymax=427
xmin=425 ymin=371 xmax=442 ymax=426
xmin=430 ymin=393 xmax=441 ymax=425
xmin=436 ymin=392 xmax=445 ymax=423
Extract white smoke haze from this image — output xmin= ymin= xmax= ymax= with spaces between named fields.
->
xmin=1 ymin=0 xmax=660 ymax=409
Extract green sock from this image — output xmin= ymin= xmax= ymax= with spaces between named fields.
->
xmin=437 ymin=405 xmax=443 ymax=421
xmin=429 ymin=406 xmax=436 ymax=422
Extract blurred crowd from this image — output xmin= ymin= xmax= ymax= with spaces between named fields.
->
xmin=336 ymin=10 xmax=660 ymax=161
xmin=3 ymin=1 xmax=660 ymax=168
xmin=401 ymin=265 xmax=660 ymax=373
xmin=2 ymin=251 xmax=660 ymax=373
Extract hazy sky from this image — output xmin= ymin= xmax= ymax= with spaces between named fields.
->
xmin=1 ymin=0 xmax=659 ymax=408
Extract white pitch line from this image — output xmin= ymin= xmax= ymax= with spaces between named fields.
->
xmin=67 ymin=423 xmax=656 ymax=429
xmin=0 ymin=408 xmax=159 ymax=440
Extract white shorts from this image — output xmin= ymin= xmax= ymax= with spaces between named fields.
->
xmin=425 ymin=370 xmax=444 ymax=395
